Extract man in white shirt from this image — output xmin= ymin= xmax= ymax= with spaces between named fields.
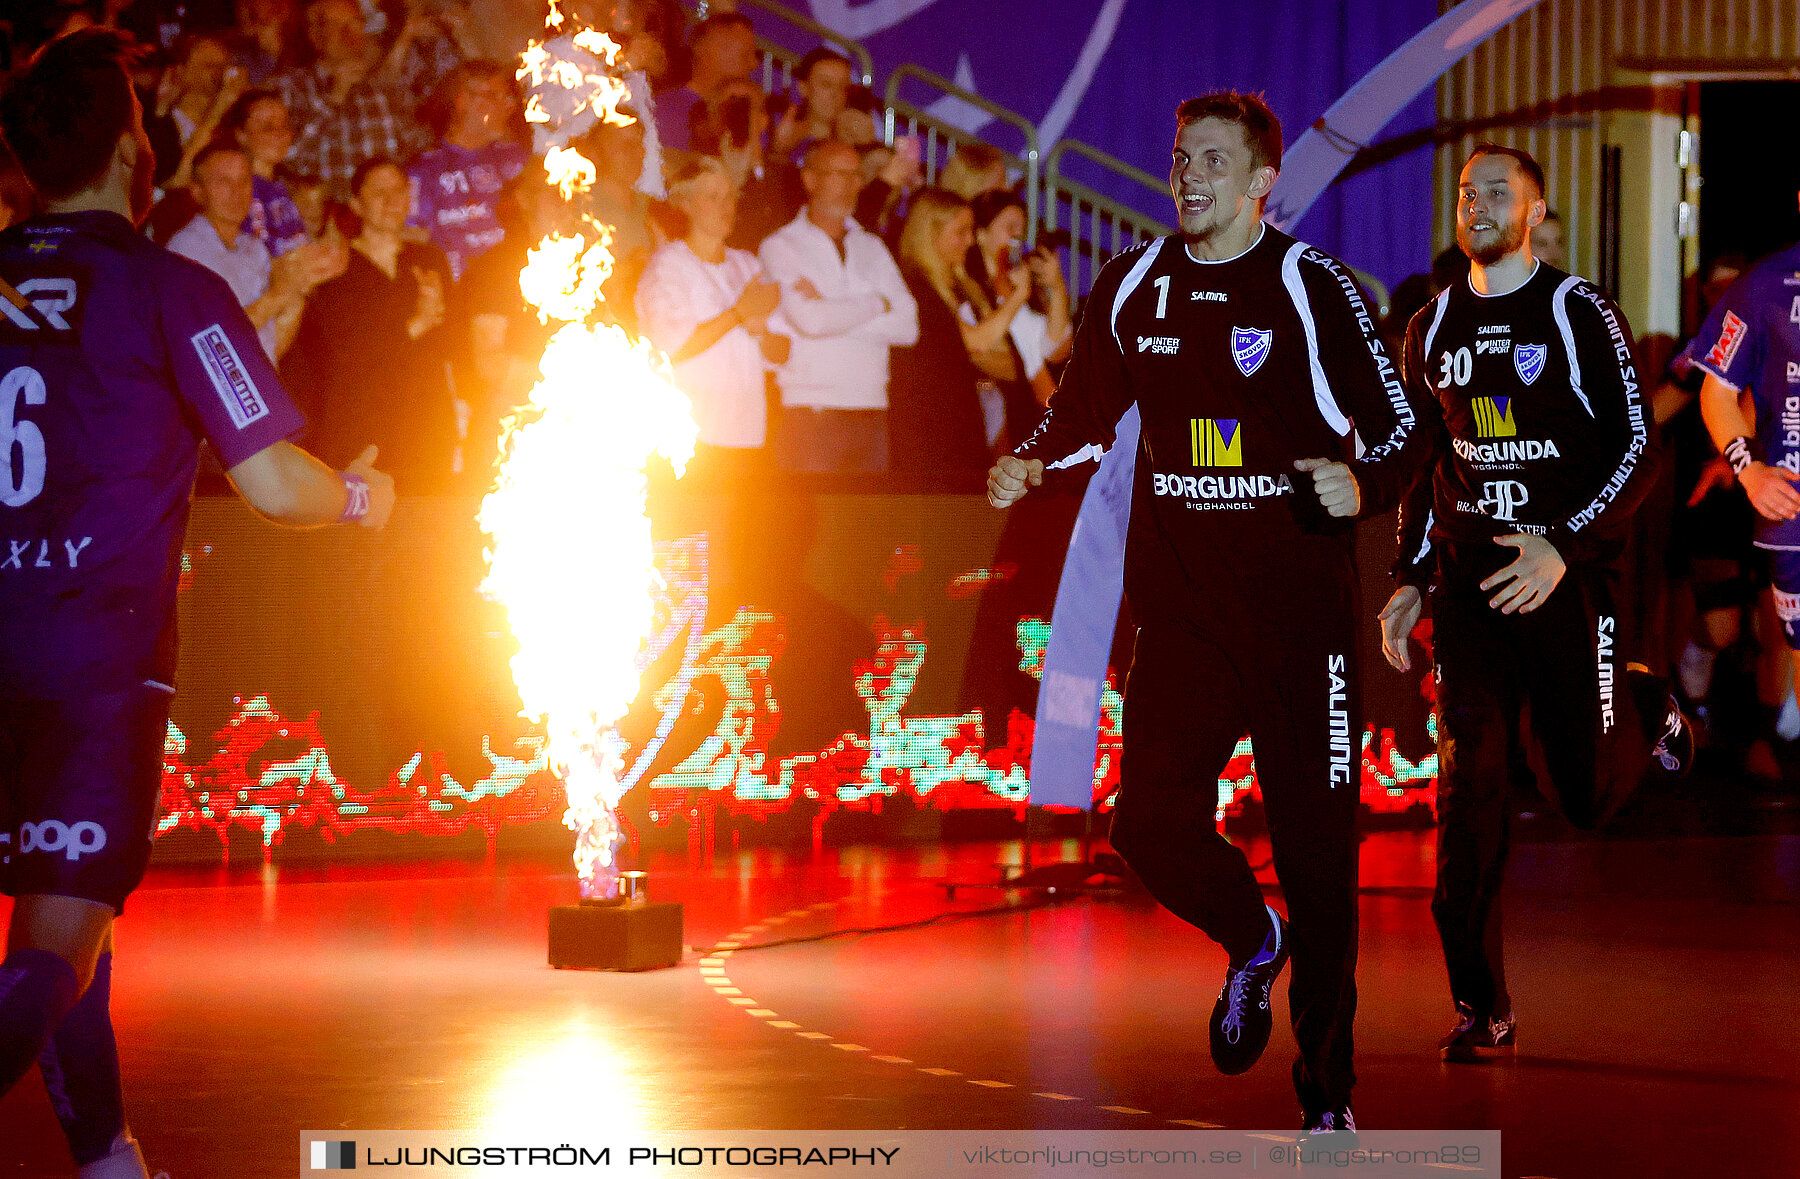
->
xmin=758 ymin=140 xmax=918 ymax=472
xmin=166 ymin=142 xmax=336 ymax=360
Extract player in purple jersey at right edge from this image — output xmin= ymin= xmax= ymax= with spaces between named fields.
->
xmin=0 ymin=32 xmax=394 ymax=1178
xmin=1693 ymin=212 xmax=1800 ymax=738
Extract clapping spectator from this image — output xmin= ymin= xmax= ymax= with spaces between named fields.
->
xmin=757 ymin=140 xmax=917 ymax=473
xmin=275 ymin=0 xmax=426 ymax=196
xmin=282 ymin=156 xmax=457 ymax=491
xmin=637 ymin=157 xmax=789 ymax=467
xmin=659 ymin=12 xmax=755 ymax=152
xmin=219 ymin=88 xmax=310 ymax=256
xmin=888 ymin=187 xmax=993 ymax=476
xmin=167 ymin=142 xmax=343 ymax=360
xmin=407 ymin=60 xmax=528 ymax=279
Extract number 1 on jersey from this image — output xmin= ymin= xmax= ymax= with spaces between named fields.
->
xmin=1153 ymin=275 xmax=1170 ymax=319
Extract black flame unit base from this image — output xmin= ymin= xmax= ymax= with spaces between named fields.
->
xmin=548 ymin=900 xmax=684 ymax=971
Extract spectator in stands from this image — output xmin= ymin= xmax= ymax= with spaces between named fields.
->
xmin=938 ymin=142 xmax=1007 ymax=201
xmin=230 ymin=0 xmax=301 ymax=84
xmin=609 ymin=0 xmax=671 ymax=198
xmin=282 ymin=166 xmax=330 ymax=238
xmin=158 ymin=30 xmax=246 ymax=186
xmin=658 ymin=12 xmax=756 ymax=152
xmin=573 ymin=117 xmax=655 ymax=322
xmin=407 ymin=60 xmax=528 ymax=280
xmin=1530 ymin=208 xmax=1565 ymax=268
xmin=853 ymin=133 xmax=923 ymax=246
xmin=219 ymin=88 xmax=310 ymax=256
xmin=275 ymin=0 xmax=426 ymax=196
xmin=377 ymin=0 xmax=480 ymax=110
xmin=0 ymin=143 xmax=35 ymax=230
xmin=837 ymin=83 xmax=880 ymax=147
xmin=462 ymin=174 xmax=564 ymax=483
xmin=525 ymin=0 xmax=665 ymax=198
xmin=888 ymin=187 xmax=1000 ymax=475
xmin=758 ymin=140 xmax=917 ymax=473
xmin=637 ymin=157 xmax=789 ymax=469
xmin=965 ymin=189 xmax=1071 ymax=422
xmin=166 ymin=142 xmax=337 ymax=360
xmin=1431 ymin=243 xmax=1470 ymax=291
xmin=118 ymin=0 xmax=232 ymax=50
xmin=769 ymin=47 xmax=852 ymax=164
xmin=695 ymin=76 xmax=804 ymax=251
xmin=282 ymin=156 xmax=458 ymax=492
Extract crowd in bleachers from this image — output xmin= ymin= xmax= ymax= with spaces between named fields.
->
xmin=0 ymin=0 xmax=1073 ymax=491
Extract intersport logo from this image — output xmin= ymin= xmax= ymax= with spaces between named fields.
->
xmin=1137 ymin=335 xmax=1180 ymax=355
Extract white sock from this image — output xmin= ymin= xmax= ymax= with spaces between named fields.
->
xmin=77 ymin=1131 xmax=148 ymax=1179
xmin=1778 ymin=686 xmax=1800 ymax=743
xmin=1677 ymin=640 xmax=1715 ymax=702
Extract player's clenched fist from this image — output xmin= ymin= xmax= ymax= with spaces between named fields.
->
xmin=1294 ymin=458 xmax=1362 ymax=518
xmin=987 ymin=455 xmax=1044 ymax=508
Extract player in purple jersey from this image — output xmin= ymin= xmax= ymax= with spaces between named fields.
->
xmin=1694 ymin=219 xmax=1800 ymax=739
xmin=406 ymin=61 xmax=528 ymax=282
xmin=0 ymin=32 xmax=394 ymax=1177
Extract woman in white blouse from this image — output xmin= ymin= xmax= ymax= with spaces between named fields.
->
xmin=635 ymin=157 xmax=791 ymax=469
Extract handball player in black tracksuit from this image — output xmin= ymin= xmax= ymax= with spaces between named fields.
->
xmin=1379 ymin=145 xmax=1689 ymax=1061
xmin=988 ymin=92 xmax=1423 ymax=1141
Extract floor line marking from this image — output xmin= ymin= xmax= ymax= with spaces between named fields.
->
xmin=702 ymin=913 xmax=1196 ymax=1126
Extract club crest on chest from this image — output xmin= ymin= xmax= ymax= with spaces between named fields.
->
xmin=1514 ymin=342 xmax=1547 ymax=385
xmin=1232 ymin=327 xmax=1272 ymax=377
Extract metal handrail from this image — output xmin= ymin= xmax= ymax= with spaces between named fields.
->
xmin=694 ymin=0 xmax=875 ymax=86
xmin=881 ymin=63 xmax=1040 ymax=239
xmin=1043 ymin=139 xmax=1172 ymax=297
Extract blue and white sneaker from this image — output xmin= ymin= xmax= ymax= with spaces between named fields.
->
xmin=1208 ymin=905 xmax=1290 ymax=1075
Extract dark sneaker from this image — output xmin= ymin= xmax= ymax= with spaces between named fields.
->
xmin=1209 ymin=905 xmax=1290 ymax=1075
xmin=1653 ymin=696 xmax=1695 ymax=775
xmin=1297 ymin=1104 xmax=1358 ymax=1151
xmin=1438 ymin=1002 xmax=1517 ymax=1061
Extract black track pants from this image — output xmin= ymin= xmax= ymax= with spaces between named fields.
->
xmin=1429 ymin=541 xmax=1657 ymax=1019
xmin=1110 ymin=606 xmax=1362 ymax=1111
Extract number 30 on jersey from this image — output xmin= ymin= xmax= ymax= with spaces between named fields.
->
xmin=1438 ymin=347 xmax=1472 ymax=388
xmin=1 ymin=365 xmax=46 ymax=508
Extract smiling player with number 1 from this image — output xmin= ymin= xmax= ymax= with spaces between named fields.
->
xmin=987 ymin=92 xmax=1422 ymax=1144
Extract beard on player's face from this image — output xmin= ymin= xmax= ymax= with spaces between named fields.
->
xmin=1458 ymin=210 xmax=1527 ymax=267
